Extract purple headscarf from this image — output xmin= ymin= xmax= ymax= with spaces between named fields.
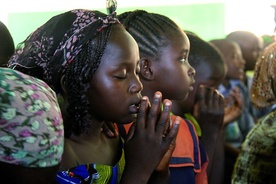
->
xmin=8 ymin=1 xmax=119 ymax=93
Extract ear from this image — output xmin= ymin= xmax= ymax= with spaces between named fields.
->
xmin=140 ymin=58 xmax=154 ymax=80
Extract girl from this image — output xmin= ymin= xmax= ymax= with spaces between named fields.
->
xmin=118 ymin=10 xmax=221 ymax=183
xmin=8 ymin=1 xmax=180 ymax=183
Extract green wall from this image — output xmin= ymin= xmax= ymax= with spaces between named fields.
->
xmin=8 ymin=3 xmax=225 ymax=46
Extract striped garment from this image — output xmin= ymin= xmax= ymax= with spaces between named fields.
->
xmin=56 ymin=138 xmax=125 ymax=184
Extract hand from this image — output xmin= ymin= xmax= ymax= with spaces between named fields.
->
xmin=223 ymin=87 xmax=243 ymax=126
xmin=121 ymin=91 xmax=180 ymax=184
xmin=193 ymin=85 xmax=224 ymax=133
xmin=101 ymin=121 xmax=118 ymax=138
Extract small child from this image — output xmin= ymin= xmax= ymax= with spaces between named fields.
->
xmin=0 ymin=67 xmax=64 ymax=184
xmin=210 ymin=38 xmax=254 ymax=184
xmin=118 ymin=10 xmax=210 ymax=184
xmin=171 ymin=32 xmax=227 ymax=184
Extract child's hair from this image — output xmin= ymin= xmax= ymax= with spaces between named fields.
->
xmin=8 ymin=9 xmax=121 ymax=137
xmin=186 ymin=32 xmax=226 ymax=74
xmin=118 ymin=10 xmax=182 ymax=60
xmin=0 ymin=21 xmax=15 ymax=66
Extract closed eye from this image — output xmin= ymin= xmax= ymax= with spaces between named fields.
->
xmin=114 ymin=75 xmax=127 ymax=79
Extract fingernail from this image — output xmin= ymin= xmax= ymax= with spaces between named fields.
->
xmin=154 ymin=92 xmax=161 ymax=102
xmin=174 ymin=116 xmax=181 ymax=125
xmin=164 ymin=100 xmax=172 ymax=110
xmin=155 ymin=91 xmax=161 ymax=98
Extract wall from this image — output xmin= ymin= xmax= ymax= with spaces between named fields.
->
xmin=2 ymin=0 xmax=275 ymax=46
xmin=6 ymin=2 xmax=225 ymax=45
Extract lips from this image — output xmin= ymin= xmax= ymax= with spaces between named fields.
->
xmin=189 ymin=79 xmax=195 ymax=92
xmin=129 ymin=98 xmax=141 ymax=114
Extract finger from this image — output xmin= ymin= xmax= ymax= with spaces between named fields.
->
xmin=146 ymin=91 xmax=162 ymax=132
xmin=136 ymin=96 xmax=150 ymax=131
xmin=102 ymin=121 xmax=118 ymax=138
xmin=197 ymin=85 xmax=206 ymax=107
xmin=212 ymin=89 xmax=220 ymax=109
xmin=206 ymin=87 xmax=214 ymax=108
xmin=155 ymin=99 xmax=172 ymax=136
xmin=218 ymin=91 xmax=225 ymax=109
xmin=163 ymin=116 xmax=181 ymax=147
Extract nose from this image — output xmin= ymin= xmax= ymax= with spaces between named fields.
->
xmin=188 ymin=65 xmax=196 ymax=77
xmin=129 ymin=76 xmax=143 ymax=94
xmin=240 ymin=56 xmax=246 ymax=66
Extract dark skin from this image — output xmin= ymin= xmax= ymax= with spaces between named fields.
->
xmin=140 ymin=30 xmax=195 ymax=102
xmin=226 ymin=31 xmax=263 ymax=75
xmin=60 ymin=25 xmax=180 ymax=184
xmin=171 ymin=41 xmax=243 ymax=184
xmin=172 ymin=58 xmax=225 ymax=184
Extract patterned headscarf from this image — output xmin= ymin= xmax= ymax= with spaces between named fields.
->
xmin=8 ymin=0 xmax=119 ymax=93
xmin=251 ymin=42 xmax=276 ymax=108
xmin=0 ymin=67 xmax=64 ymax=167
xmin=7 ymin=0 xmax=121 ymax=137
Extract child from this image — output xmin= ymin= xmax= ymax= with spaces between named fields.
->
xmin=0 ymin=67 xmax=64 ymax=184
xmin=226 ymin=31 xmax=267 ymax=120
xmin=232 ymin=42 xmax=276 ymax=183
xmin=171 ymin=32 xmax=226 ymax=184
xmin=8 ymin=3 xmax=180 ymax=184
xmin=210 ymin=38 xmax=254 ymax=184
xmin=118 ymin=10 xmax=212 ymax=184
xmin=171 ymin=32 xmax=244 ymax=184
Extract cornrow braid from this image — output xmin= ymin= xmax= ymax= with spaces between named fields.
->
xmin=63 ymin=26 xmax=112 ymax=137
xmin=118 ymin=10 xmax=182 ymax=60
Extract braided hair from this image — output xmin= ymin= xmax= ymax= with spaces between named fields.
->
xmin=63 ymin=26 xmax=112 ymax=137
xmin=118 ymin=10 xmax=182 ymax=60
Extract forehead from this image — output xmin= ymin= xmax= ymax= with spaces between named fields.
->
xmin=99 ymin=24 xmax=139 ymax=66
xmin=167 ymin=31 xmax=190 ymax=50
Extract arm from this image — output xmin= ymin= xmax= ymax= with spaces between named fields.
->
xmin=193 ymin=85 xmax=224 ymax=183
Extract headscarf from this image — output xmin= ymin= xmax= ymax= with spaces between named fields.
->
xmin=7 ymin=0 xmax=120 ymax=136
xmin=8 ymin=0 xmax=119 ymax=94
xmin=0 ymin=67 xmax=64 ymax=167
xmin=251 ymin=42 xmax=276 ymax=108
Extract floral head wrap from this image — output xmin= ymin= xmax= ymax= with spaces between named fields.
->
xmin=7 ymin=0 xmax=121 ymax=137
xmin=0 ymin=67 xmax=64 ymax=167
xmin=8 ymin=0 xmax=119 ymax=93
xmin=251 ymin=42 xmax=276 ymax=108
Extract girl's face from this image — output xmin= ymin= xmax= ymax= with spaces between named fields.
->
xmin=225 ymin=43 xmax=245 ymax=81
xmin=175 ymin=59 xmax=225 ymax=113
xmin=152 ymin=31 xmax=195 ymax=101
xmin=87 ymin=25 xmax=143 ymax=124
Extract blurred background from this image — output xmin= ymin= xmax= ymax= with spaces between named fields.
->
xmin=0 ymin=0 xmax=275 ymax=45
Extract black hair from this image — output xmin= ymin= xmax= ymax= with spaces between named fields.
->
xmin=63 ymin=26 xmax=113 ymax=137
xmin=118 ymin=10 xmax=182 ymax=60
xmin=7 ymin=10 xmax=119 ymax=137
xmin=186 ymin=32 xmax=225 ymax=69
xmin=0 ymin=21 xmax=15 ymax=66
